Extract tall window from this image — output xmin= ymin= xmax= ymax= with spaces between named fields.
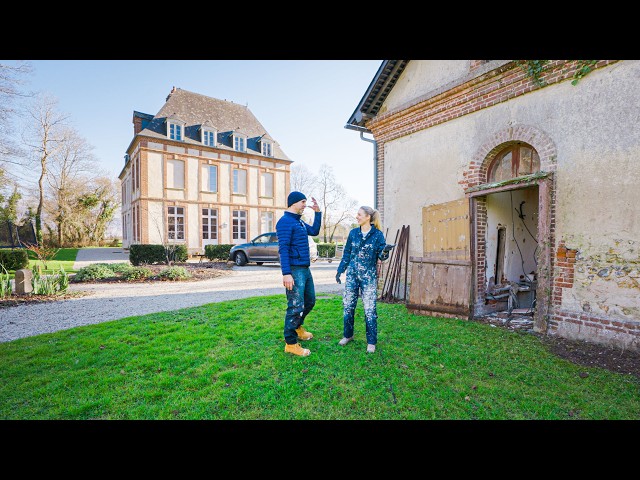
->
xmin=233 ymin=168 xmax=247 ymax=194
xmin=203 ymin=130 xmax=216 ymax=147
xmin=232 ymin=210 xmax=247 ymax=242
xmin=202 ymin=208 xmax=218 ymax=242
xmin=202 ymin=164 xmax=218 ymax=192
xmin=169 ymin=123 xmax=183 ymax=141
xmin=488 ymin=144 xmax=540 ymax=182
xmin=167 ymin=159 xmax=185 ymax=189
xmin=132 ymin=157 xmax=138 ymax=191
xmin=234 ymin=136 xmax=246 ymax=152
xmin=261 ymin=142 xmax=272 ymax=157
xmin=261 ymin=172 xmax=274 ymax=197
xmin=261 ymin=211 xmax=274 ymax=232
xmin=133 ymin=204 xmax=140 ymax=243
xmin=167 ymin=206 xmax=185 ymax=241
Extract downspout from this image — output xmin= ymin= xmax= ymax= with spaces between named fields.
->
xmin=359 ymin=131 xmax=377 ymax=210
xmin=345 ymin=124 xmax=377 ymax=209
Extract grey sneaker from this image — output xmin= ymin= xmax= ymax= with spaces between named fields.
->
xmin=338 ymin=337 xmax=353 ymax=346
xmin=367 ymin=344 xmax=376 ymax=353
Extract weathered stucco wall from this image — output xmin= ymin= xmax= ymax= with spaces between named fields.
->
xmin=382 ymin=60 xmax=640 ymax=325
xmin=382 ymin=61 xmax=470 ymax=114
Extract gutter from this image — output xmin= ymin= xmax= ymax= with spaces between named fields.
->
xmin=345 ymin=124 xmax=377 ymax=209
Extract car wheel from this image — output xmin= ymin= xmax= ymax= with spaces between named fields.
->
xmin=256 ymin=262 xmax=264 ymax=265
xmin=234 ymin=252 xmax=248 ymax=266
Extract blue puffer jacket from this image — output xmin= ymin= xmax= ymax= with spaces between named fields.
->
xmin=337 ymin=226 xmax=388 ymax=277
xmin=276 ymin=211 xmax=322 ymax=275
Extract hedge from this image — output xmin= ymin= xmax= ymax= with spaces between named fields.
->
xmin=129 ymin=244 xmax=188 ymax=266
xmin=204 ymin=244 xmax=233 ymax=261
xmin=0 ymin=249 xmax=30 ymax=271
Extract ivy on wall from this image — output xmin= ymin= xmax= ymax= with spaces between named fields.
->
xmin=516 ymin=60 xmax=599 ymax=87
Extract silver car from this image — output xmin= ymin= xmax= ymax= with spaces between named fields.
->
xmin=228 ymin=232 xmax=279 ymax=266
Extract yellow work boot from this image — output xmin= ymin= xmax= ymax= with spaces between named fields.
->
xmin=295 ymin=325 xmax=313 ymax=341
xmin=284 ymin=343 xmax=311 ymax=357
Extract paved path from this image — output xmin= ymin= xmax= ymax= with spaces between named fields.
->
xmin=73 ymin=247 xmax=131 ymax=269
xmin=1 ymin=248 xmax=344 ymax=343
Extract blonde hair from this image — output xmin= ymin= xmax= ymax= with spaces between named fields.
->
xmin=360 ymin=206 xmax=382 ymax=230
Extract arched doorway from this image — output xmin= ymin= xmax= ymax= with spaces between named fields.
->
xmin=465 ymin=127 xmax=557 ymax=333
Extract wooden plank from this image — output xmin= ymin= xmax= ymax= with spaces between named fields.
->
xmin=410 ymin=256 xmax=471 ymax=266
xmin=422 ymin=199 xmax=470 ymax=261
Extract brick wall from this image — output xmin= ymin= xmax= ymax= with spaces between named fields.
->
xmin=368 ymin=60 xmax=615 ymax=216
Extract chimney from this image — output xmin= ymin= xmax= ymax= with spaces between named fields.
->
xmin=133 ymin=114 xmax=143 ymax=135
xmin=166 ymin=86 xmax=177 ymax=102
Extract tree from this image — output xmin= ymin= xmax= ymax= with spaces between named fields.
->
xmin=0 ymin=184 xmax=21 ymax=223
xmin=62 ymin=176 xmax=119 ymax=247
xmin=290 ymin=163 xmax=317 ymax=195
xmin=21 ymin=93 xmax=69 ymax=245
xmin=315 ymin=164 xmax=357 ymax=242
xmin=45 ymin=127 xmax=98 ymax=246
xmin=0 ymin=61 xmax=32 ymax=162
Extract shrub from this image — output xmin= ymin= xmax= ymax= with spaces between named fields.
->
xmin=122 ymin=266 xmax=153 ymax=281
xmin=129 ymin=244 xmax=188 ymax=265
xmin=0 ymin=249 xmax=29 ymax=271
xmin=107 ymin=262 xmax=133 ymax=274
xmin=129 ymin=245 xmax=166 ymax=266
xmin=31 ymin=267 xmax=69 ymax=295
xmin=74 ymin=264 xmax=117 ymax=282
xmin=0 ymin=266 xmax=11 ymax=298
xmin=317 ymin=243 xmax=336 ymax=258
xmin=158 ymin=266 xmax=191 ymax=281
xmin=204 ymin=244 xmax=233 ymax=261
xmin=57 ymin=266 xmax=69 ymax=291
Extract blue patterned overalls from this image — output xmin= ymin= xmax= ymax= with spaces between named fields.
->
xmin=336 ymin=225 xmax=388 ymax=345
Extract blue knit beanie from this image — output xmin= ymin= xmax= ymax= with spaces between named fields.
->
xmin=287 ymin=191 xmax=307 ymax=207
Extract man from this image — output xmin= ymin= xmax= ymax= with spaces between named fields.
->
xmin=276 ymin=191 xmax=322 ymax=356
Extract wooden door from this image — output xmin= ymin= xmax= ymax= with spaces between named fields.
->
xmin=407 ymin=199 xmax=472 ymax=318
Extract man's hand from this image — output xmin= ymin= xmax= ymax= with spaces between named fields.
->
xmin=309 ymin=197 xmax=321 ymax=212
xmin=335 ymin=272 xmax=342 ymax=284
xmin=283 ymin=274 xmax=294 ymax=291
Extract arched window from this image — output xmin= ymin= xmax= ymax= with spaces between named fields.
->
xmin=488 ymin=144 xmax=540 ymax=182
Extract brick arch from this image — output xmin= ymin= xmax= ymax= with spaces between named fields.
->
xmin=464 ymin=123 xmax=557 ymax=334
xmin=461 ymin=125 xmax=557 ymax=190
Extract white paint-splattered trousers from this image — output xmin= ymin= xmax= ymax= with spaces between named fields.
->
xmin=342 ymin=272 xmax=378 ymax=345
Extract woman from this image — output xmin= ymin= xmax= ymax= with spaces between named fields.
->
xmin=335 ymin=206 xmax=391 ymax=353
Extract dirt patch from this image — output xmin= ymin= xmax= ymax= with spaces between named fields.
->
xmin=68 ymin=261 xmax=234 ymax=284
xmin=537 ymin=334 xmax=640 ymax=379
xmin=472 ymin=315 xmax=640 ymax=379
xmin=1 ymin=262 xmax=234 ymax=308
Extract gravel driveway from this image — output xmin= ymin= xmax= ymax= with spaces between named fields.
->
xmin=0 ymin=249 xmax=344 ymax=343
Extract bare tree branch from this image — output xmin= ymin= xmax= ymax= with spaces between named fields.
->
xmin=315 ymin=164 xmax=358 ymax=242
xmin=21 ymin=93 xmax=70 ymax=244
xmin=0 ymin=61 xmax=33 ymax=162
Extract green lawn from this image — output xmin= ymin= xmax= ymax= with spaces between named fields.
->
xmin=1 ymin=294 xmax=638 ymax=420
xmin=3 ymin=248 xmax=78 ymax=279
xmin=26 ymin=247 xmax=78 ymax=274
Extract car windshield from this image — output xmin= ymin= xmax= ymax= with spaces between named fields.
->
xmin=254 ymin=234 xmax=274 ymax=243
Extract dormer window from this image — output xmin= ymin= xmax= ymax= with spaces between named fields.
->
xmin=200 ymin=121 xmax=217 ymax=147
xmin=167 ymin=116 xmax=186 ymax=141
xmin=169 ymin=123 xmax=182 ymax=141
xmin=202 ymin=129 xmax=217 ymax=147
xmin=261 ymin=140 xmax=273 ymax=157
xmin=233 ymin=132 xmax=247 ymax=152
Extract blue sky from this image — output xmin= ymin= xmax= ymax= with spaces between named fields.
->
xmin=6 ymin=60 xmax=382 ymax=208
